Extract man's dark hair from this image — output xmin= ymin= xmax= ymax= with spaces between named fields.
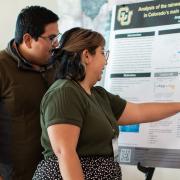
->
xmin=15 ymin=6 xmax=59 ymax=45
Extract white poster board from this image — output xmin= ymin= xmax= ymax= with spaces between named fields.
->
xmin=105 ymin=0 xmax=180 ymax=168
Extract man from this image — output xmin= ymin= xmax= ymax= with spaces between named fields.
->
xmin=0 ymin=6 xmax=60 ymax=180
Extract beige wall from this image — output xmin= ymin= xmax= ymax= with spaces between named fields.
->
xmin=0 ymin=0 xmax=59 ymax=49
xmin=0 ymin=0 xmax=180 ymax=179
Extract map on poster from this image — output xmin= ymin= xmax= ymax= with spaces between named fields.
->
xmin=81 ymin=0 xmax=111 ymax=47
xmin=81 ymin=0 xmax=108 ymax=20
xmin=105 ymin=0 xmax=180 ymax=168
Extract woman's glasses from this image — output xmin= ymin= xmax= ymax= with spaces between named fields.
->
xmin=102 ymin=50 xmax=110 ymax=61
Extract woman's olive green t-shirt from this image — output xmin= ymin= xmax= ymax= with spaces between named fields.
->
xmin=41 ymin=79 xmax=126 ymax=159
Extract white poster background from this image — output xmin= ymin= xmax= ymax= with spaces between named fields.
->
xmin=105 ymin=0 xmax=180 ymax=150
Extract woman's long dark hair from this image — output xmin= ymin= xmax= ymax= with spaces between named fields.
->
xmin=53 ymin=27 xmax=105 ymax=81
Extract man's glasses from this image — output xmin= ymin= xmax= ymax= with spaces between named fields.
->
xmin=102 ymin=50 xmax=110 ymax=61
xmin=40 ymin=33 xmax=62 ymax=46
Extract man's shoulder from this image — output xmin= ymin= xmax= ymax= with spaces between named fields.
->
xmin=0 ymin=49 xmax=8 ymax=58
xmin=0 ymin=50 xmax=13 ymax=64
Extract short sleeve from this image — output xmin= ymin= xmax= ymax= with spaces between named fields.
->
xmin=105 ymin=91 xmax=126 ymax=119
xmin=94 ymin=86 xmax=127 ymax=120
xmin=41 ymin=86 xmax=87 ymax=129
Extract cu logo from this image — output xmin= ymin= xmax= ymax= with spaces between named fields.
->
xmin=117 ymin=6 xmax=133 ymax=26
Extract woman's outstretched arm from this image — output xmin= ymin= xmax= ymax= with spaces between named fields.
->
xmin=118 ymin=102 xmax=180 ymax=125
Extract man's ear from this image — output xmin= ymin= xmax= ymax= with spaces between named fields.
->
xmin=82 ymin=49 xmax=91 ymax=64
xmin=23 ymin=33 xmax=33 ymax=48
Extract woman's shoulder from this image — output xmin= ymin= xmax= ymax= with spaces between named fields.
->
xmin=41 ymin=79 xmax=88 ymax=111
xmin=42 ymin=80 xmax=75 ymax=102
xmin=43 ymin=79 xmax=87 ymax=104
xmin=47 ymin=79 xmax=78 ymax=94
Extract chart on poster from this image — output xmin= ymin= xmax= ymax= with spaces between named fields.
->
xmin=105 ymin=0 xmax=180 ymax=168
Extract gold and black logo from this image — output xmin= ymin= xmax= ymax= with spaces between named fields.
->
xmin=117 ymin=6 xmax=133 ymax=26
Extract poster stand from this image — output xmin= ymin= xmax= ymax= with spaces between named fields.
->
xmin=137 ymin=162 xmax=155 ymax=180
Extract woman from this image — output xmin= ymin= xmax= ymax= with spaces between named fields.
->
xmin=33 ymin=27 xmax=180 ymax=180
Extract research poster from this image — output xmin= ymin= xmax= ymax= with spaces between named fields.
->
xmin=105 ymin=0 xmax=180 ymax=168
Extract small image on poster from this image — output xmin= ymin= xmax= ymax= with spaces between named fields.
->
xmin=119 ymin=124 xmax=140 ymax=133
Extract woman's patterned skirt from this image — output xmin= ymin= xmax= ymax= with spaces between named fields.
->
xmin=33 ymin=155 xmax=122 ymax=180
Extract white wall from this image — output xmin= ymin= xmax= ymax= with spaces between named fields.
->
xmin=1 ymin=0 xmax=180 ymax=179
xmin=0 ymin=0 xmax=59 ymax=49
